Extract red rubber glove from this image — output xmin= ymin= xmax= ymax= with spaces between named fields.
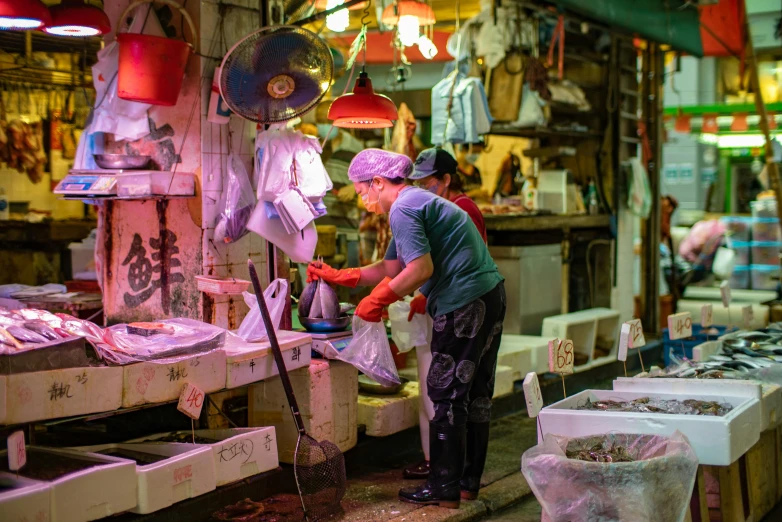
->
xmin=307 ymin=262 xmax=361 ymax=288
xmin=355 ymin=277 xmax=402 ymax=322
xmin=408 ymin=294 xmax=427 ymax=322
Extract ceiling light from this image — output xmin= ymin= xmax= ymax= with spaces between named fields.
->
xmin=0 ymin=0 xmax=51 ymax=30
xmin=381 ymin=1 xmax=435 ymax=27
xmin=397 ymin=15 xmax=419 ymax=47
xmin=717 ymin=134 xmax=771 ymax=149
xmin=328 ymin=71 xmax=398 ymax=129
xmin=417 ymin=34 xmax=437 ymax=59
xmin=45 ymin=0 xmax=110 ymax=37
xmin=325 ymin=0 xmax=349 ymax=32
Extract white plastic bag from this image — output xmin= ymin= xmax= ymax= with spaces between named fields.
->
xmin=713 ymin=247 xmax=737 ymax=279
xmin=338 ymin=317 xmax=401 ymax=387
xmin=522 ymin=431 xmax=698 ymax=522
xmin=628 ymin=157 xmax=652 ymax=218
xmin=237 ymin=278 xmax=288 ymax=342
xmin=388 ymin=299 xmax=432 ymax=353
xmin=515 ymin=83 xmax=548 ymax=128
xmin=215 ymin=154 xmax=255 ymax=244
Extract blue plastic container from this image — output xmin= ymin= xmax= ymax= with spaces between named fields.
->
xmin=751 ymin=264 xmax=780 ymax=290
xmin=663 ymin=324 xmax=730 ymax=367
xmin=721 ymin=216 xmax=752 ymax=242
xmin=730 ymin=265 xmax=751 ymax=290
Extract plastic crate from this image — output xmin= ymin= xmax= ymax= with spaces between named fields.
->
xmin=663 ymin=324 xmax=729 ymax=367
xmin=730 ymin=265 xmax=751 ymax=289
xmin=721 ymin=216 xmax=752 ymax=242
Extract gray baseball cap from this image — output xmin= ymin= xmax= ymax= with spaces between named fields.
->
xmin=409 ymin=148 xmax=457 ymax=180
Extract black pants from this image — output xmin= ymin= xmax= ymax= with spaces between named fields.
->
xmin=426 ymin=282 xmax=506 ymax=427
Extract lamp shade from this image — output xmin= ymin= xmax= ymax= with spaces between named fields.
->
xmin=315 ymin=0 xmax=369 ymax=10
xmin=328 ymin=72 xmax=398 ymax=129
xmin=381 ymin=1 xmax=435 ymax=26
xmin=0 ymin=0 xmax=52 ymax=30
xmin=45 ymin=0 xmax=110 ymax=37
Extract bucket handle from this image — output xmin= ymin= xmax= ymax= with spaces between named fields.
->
xmin=115 ymin=0 xmax=199 ymax=54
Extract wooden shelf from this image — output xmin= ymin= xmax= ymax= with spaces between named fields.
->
xmin=490 ymin=125 xmax=604 ymax=140
xmin=484 ymin=213 xmax=611 ymax=232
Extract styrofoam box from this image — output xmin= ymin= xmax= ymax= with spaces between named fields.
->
xmin=0 ymin=472 xmax=51 ymax=522
xmin=538 ymin=389 xmax=761 ymax=466
xmin=0 ymin=374 xmax=7 ymax=424
xmin=498 ymin=335 xmax=545 ymax=378
xmin=6 ymin=366 xmax=122 ymax=424
xmin=677 ymin=299 xmax=769 ymax=330
xmin=250 ymin=360 xmax=358 ymax=463
xmin=74 ymin=443 xmax=215 ymax=514
xmin=129 ymin=428 xmax=279 ymax=487
xmin=0 ymin=446 xmax=137 ymax=522
xmin=223 ymin=331 xmax=312 ymax=388
xmin=357 ymin=381 xmax=419 ymax=437
xmin=122 ymin=350 xmax=227 ymax=408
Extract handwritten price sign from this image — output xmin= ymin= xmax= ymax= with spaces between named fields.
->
xmin=701 ymin=304 xmax=714 ymax=328
xmin=177 ymin=383 xmax=205 ymax=420
xmin=626 ymin=318 xmax=645 ymax=348
xmin=548 ymin=338 xmax=574 ymax=375
xmin=618 ymin=323 xmax=631 ymax=362
xmin=667 ymin=312 xmax=693 ymax=340
xmin=742 ymin=305 xmax=754 ymax=329
xmin=523 ymin=372 xmax=543 ymax=418
xmin=7 ymin=431 xmax=25 ymax=471
xmin=720 ymin=281 xmax=731 ymax=308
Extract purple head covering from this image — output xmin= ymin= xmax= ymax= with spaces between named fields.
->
xmin=348 ymin=149 xmax=413 ymax=183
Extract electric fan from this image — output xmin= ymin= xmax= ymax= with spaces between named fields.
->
xmin=219 ymin=25 xmax=334 ymax=124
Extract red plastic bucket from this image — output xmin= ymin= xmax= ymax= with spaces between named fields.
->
xmin=117 ymin=33 xmax=190 ymax=106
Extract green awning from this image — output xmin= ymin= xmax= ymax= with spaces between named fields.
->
xmin=555 ymin=0 xmax=704 ymax=57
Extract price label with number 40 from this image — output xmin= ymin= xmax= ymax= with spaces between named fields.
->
xmin=177 ymin=383 xmax=205 ymax=420
xmin=548 ymin=339 xmax=574 ymax=375
xmin=668 ymin=312 xmax=693 ymax=340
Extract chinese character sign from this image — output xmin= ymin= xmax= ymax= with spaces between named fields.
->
xmin=122 ymin=230 xmax=185 ymax=313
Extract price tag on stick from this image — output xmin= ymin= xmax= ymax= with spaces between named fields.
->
xmin=667 ymin=312 xmax=693 ymax=340
xmin=720 ymin=281 xmax=732 ymax=308
xmin=742 ymin=305 xmax=754 ymax=330
xmin=627 ymin=318 xmax=646 ymax=348
xmin=7 ymin=431 xmax=26 ymax=472
xmin=618 ymin=324 xmax=630 ymax=377
xmin=523 ymin=372 xmax=543 ymax=418
xmin=701 ymin=304 xmax=714 ymax=328
xmin=178 ymin=383 xmax=205 ymax=444
xmin=548 ymin=338 xmax=574 ymax=399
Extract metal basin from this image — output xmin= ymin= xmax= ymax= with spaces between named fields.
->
xmin=358 ymin=375 xmax=408 ymax=395
xmin=94 ymin=154 xmax=151 ymax=170
xmin=299 ymin=315 xmax=351 ymax=333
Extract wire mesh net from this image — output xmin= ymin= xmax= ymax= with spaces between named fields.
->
xmin=220 ymin=26 xmax=333 ymax=124
xmin=294 ymin=433 xmax=346 ymax=521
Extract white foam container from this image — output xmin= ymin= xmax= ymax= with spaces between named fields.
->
xmin=0 ymin=446 xmax=137 ymax=522
xmin=223 ymin=331 xmax=312 ymax=388
xmin=0 ymin=472 xmax=51 ymax=522
xmin=122 ymin=350 xmax=227 ymax=408
xmin=128 ymin=428 xmax=279 ymax=487
xmin=74 ymin=443 xmax=215 ymax=514
xmin=497 ymin=335 xmax=543 ymax=378
xmin=6 ymin=366 xmax=122 ymax=424
xmin=115 ymin=171 xmax=195 ymax=197
xmin=538 ymin=388 xmax=761 ymax=465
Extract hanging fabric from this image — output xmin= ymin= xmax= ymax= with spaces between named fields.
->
xmin=547 ymin=15 xmax=565 ymax=81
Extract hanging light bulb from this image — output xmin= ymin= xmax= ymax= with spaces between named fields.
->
xmin=325 ymin=0 xmax=349 ymax=33
xmin=397 ymin=15 xmax=420 ymax=47
xmin=0 ymin=0 xmax=52 ymax=31
xmin=418 ymin=34 xmax=438 ymax=59
xmin=44 ymin=0 xmax=110 ymax=37
xmin=328 ymin=71 xmax=398 ymax=129
xmin=381 ymin=1 xmax=436 ymax=43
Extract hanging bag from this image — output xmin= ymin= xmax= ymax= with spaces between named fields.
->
xmin=237 ymin=278 xmax=288 ymax=342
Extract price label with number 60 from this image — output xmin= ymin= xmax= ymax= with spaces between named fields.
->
xmin=523 ymin=372 xmax=543 ymax=418
xmin=548 ymin=338 xmax=574 ymax=375
xmin=667 ymin=312 xmax=693 ymax=340
xmin=177 ymin=383 xmax=205 ymax=420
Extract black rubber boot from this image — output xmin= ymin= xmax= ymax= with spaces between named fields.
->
xmin=399 ymin=422 xmax=465 ymax=509
xmin=460 ymin=422 xmax=490 ymax=500
xmin=403 ymin=460 xmax=430 ymax=479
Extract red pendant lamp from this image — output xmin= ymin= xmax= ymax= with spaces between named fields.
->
xmin=315 ymin=0 xmax=369 ymax=9
xmin=0 ymin=0 xmax=52 ymax=30
xmin=45 ymin=0 xmax=110 ymax=37
xmin=328 ymin=70 xmax=398 ymax=128
xmin=381 ymin=1 xmax=436 ymax=26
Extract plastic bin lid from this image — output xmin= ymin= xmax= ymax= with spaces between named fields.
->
xmin=751 ymin=264 xmax=781 ymax=272
xmin=720 ymin=215 xmax=752 ymax=222
xmin=752 ymin=217 xmax=780 ymax=223
xmin=732 ymin=265 xmax=751 ymax=272
xmin=729 ymin=240 xmax=751 ymax=248
xmin=750 ymin=241 xmax=782 ymax=247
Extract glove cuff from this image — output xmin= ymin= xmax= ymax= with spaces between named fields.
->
xmin=375 ymin=277 xmax=402 ymax=306
xmin=343 ymin=268 xmax=361 ymax=288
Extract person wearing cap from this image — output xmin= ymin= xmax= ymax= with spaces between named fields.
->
xmin=402 ymin=147 xmax=489 ymax=482
xmin=308 ymin=149 xmax=506 ymax=509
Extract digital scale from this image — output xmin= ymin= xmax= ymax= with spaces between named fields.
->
xmin=307 ymin=330 xmax=353 ymax=360
xmin=54 ymin=169 xmax=195 ymax=199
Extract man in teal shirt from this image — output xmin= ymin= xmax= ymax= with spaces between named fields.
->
xmin=308 ymin=149 xmax=506 ymax=509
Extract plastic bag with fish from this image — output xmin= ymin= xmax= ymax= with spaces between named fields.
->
xmin=337 ymin=317 xmax=400 ymax=387
xmin=298 ymin=278 xmax=339 ymax=319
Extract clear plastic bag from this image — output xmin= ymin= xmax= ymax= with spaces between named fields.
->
xmin=237 ymin=278 xmax=288 ymax=342
xmin=628 ymin=157 xmax=652 ymax=218
xmin=215 ymin=154 xmax=256 ymax=244
xmin=388 ymin=299 xmax=432 ymax=353
xmin=338 ymin=317 xmax=401 ymax=387
xmin=522 ymin=431 xmax=698 ymax=522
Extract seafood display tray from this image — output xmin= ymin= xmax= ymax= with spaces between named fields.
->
xmin=74 ymin=442 xmax=215 ymax=515
xmin=223 ymin=331 xmax=312 ymax=388
xmin=538 ymin=389 xmax=761 ymax=465
xmin=128 ymin=427 xmax=278 ymax=487
xmin=613 ymin=377 xmax=782 ymax=431
xmin=0 ymin=446 xmax=136 ymax=522
xmin=121 ymin=350 xmax=227 ymax=408
xmin=0 ymin=336 xmax=95 ymax=374
xmin=0 ymin=472 xmax=52 ymax=522
xmin=5 ymin=365 xmax=123 ymax=424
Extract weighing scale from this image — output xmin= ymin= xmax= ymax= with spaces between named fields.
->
xmin=54 ymin=171 xmax=118 ymax=197
xmin=307 ymin=330 xmax=353 ymax=360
